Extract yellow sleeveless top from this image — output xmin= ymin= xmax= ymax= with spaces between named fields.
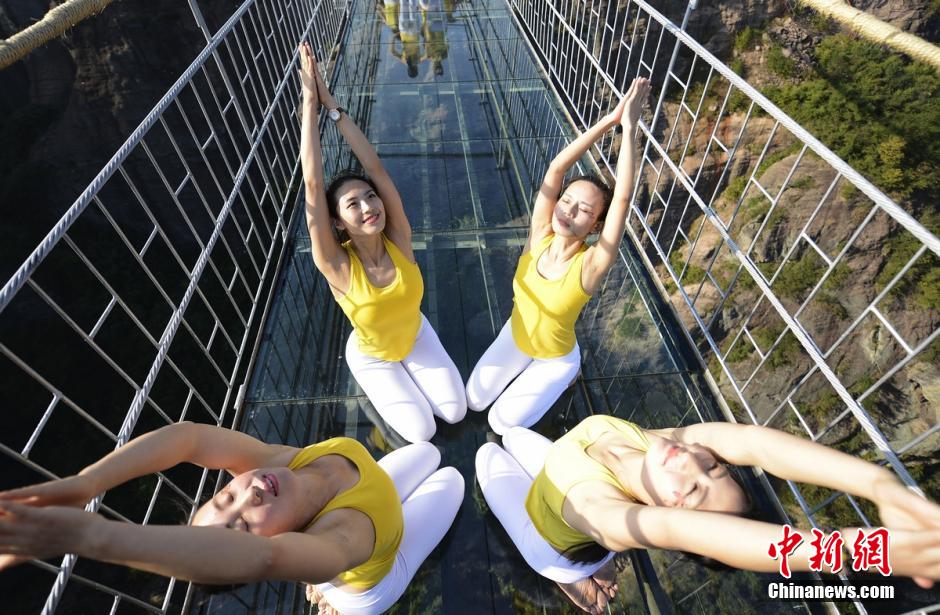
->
xmin=510 ymin=234 xmax=591 ymax=358
xmin=383 ymin=4 xmax=398 ymax=28
xmin=525 ymin=415 xmax=649 ymax=553
xmin=289 ymin=438 xmax=403 ymax=589
xmin=336 ymin=234 xmax=424 ymax=362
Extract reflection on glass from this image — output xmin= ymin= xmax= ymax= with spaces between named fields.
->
xmin=381 ymin=0 xmax=452 ymax=79
xmin=423 ymin=0 xmax=448 ymax=77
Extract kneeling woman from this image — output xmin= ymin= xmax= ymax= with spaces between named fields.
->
xmin=476 ymin=415 xmax=940 ymax=613
xmin=300 ymin=42 xmax=466 ymax=443
xmin=466 ymin=78 xmax=651 ymax=435
xmin=0 ymin=422 xmax=463 ymax=615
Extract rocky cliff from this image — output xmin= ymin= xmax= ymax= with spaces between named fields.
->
xmin=0 ymin=0 xmax=233 ymax=281
xmin=633 ymin=0 xmax=940 ymax=524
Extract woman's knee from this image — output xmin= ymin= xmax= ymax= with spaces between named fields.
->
xmin=399 ymin=423 xmax=436 ymax=443
xmin=474 ymin=442 xmax=507 ymax=488
xmin=487 ymin=404 xmax=520 ymax=435
xmin=391 ymin=412 xmax=436 ymax=443
xmin=435 ymin=397 xmax=468 ymax=424
xmin=403 ymin=441 xmax=441 ymax=469
xmin=465 ymin=368 xmax=493 ymax=412
xmin=432 ymin=466 xmax=465 ymax=502
xmin=501 ymin=426 xmax=535 ymax=449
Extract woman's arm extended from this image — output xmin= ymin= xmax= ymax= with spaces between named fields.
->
xmin=0 ymin=503 xmax=351 ymax=584
xmin=314 ymin=67 xmax=412 ymax=254
xmin=582 ymin=77 xmax=650 ymax=294
xmin=525 ymin=99 xmax=624 ymax=252
xmin=657 ymin=420 xmax=940 ymax=569
xmin=568 ymin=486 xmax=940 ymax=583
xmin=662 ymin=422 xmax=909 ymax=505
xmin=0 ymin=423 xmax=293 ymax=507
xmin=299 ymin=43 xmax=346 ymax=275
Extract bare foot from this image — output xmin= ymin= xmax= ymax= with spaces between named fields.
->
xmin=591 ymin=559 xmax=619 ymax=601
xmin=556 ymin=576 xmax=610 ymax=614
xmin=305 ymin=584 xmax=323 ymax=604
xmin=316 ymin=597 xmax=341 ymax=615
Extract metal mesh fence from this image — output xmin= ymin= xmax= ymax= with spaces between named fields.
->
xmin=0 ymin=0 xmax=348 ymax=612
xmin=506 ymin=0 xmax=939 ymax=609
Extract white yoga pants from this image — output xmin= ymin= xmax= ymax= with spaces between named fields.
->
xmin=316 ymin=442 xmax=465 ymax=614
xmin=345 ymin=314 xmax=467 ymax=443
xmin=466 ymin=320 xmax=581 ymax=434
xmin=475 ymin=427 xmax=614 ymax=584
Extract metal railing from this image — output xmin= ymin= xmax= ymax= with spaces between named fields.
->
xmin=0 ymin=0 xmax=347 ymax=612
xmin=507 ymin=0 xmax=939 ymax=586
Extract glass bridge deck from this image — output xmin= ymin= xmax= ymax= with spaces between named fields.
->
xmin=196 ymin=1 xmax=799 ymax=613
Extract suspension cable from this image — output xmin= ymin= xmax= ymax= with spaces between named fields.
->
xmin=799 ymin=0 xmax=940 ymax=72
xmin=0 ymin=0 xmax=115 ymax=70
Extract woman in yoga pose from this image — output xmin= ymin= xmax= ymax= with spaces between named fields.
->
xmin=476 ymin=414 xmax=940 ymax=613
xmin=0 ymin=421 xmax=464 ymax=615
xmin=299 ymin=42 xmax=466 ymax=443
xmin=466 ymin=77 xmax=652 ymax=435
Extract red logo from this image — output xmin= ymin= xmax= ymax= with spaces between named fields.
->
xmin=769 ymin=526 xmax=891 ymax=576
xmin=852 ymin=528 xmax=892 ymax=576
xmin=768 ymin=524 xmax=803 ymax=578
xmin=808 ymin=528 xmax=844 ymax=574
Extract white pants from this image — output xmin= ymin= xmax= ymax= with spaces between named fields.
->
xmin=475 ymin=427 xmax=615 ymax=584
xmin=346 ymin=314 xmax=467 ymax=443
xmin=317 ymin=442 xmax=464 ymax=615
xmin=466 ymin=320 xmax=581 ymax=434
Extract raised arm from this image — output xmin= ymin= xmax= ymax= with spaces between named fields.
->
xmin=658 ymin=420 xmax=940 ymax=565
xmin=313 ymin=66 xmax=412 ymax=254
xmin=582 ymin=77 xmax=650 ymax=294
xmin=568 ymin=486 xmax=940 ymax=585
xmin=299 ymin=43 xmax=347 ymax=279
xmin=0 ymin=423 xmax=294 ymax=508
xmin=0 ymin=503 xmax=352 ymax=584
xmin=526 ymin=100 xmax=624 ymax=251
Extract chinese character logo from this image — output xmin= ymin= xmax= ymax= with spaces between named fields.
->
xmin=809 ymin=528 xmax=844 ymax=574
xmin=768 ymin=526 xmax=892 ymax=577
xmin=768 ymin=524 xmax=804 ymax=578
xmin=852 ymin=528 xmax=892 ymax=576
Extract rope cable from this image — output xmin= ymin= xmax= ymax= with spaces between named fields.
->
xmin=0 ymin=0 xmax=116 ymax=70
xmin=799 ymin=0 xmax=940 ymax=71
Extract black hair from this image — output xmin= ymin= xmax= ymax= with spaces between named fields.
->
xmin=325 ymin=171 xmax=380 ymax=242
xmin=559 ymin=174 xmax=613 ymax=224
xmin=563 ymin=540 xmax=614 ymax=565
xmin=325 ymin=171 xmax=379 ymax=220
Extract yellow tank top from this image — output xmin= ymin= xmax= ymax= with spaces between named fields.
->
xmin=510 ymin=234 xmax=591 ymax=358
xmin=525 ymin=415 xmax=649 ymax=553
xmin=289 ymin=438 xmax=403 ymax=589
xmin=383 ymin=4 xmax=398 ymax=28
xmin=336 ymin=234 xmax=424 ymax=362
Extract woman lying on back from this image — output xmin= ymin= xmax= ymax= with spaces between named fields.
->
xmin=477 ymin=414 xmax=940 ymax=613
xmin=0 ymin=421 xmax=463 ymax=615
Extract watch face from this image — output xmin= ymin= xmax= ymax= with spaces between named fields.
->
xmin=329 ymin=108 xmax=341 ymax=121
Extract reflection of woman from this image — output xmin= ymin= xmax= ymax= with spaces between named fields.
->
xmin=477 ymin=415 xmax=940 ymax=613
xmin=421 ymin=0 xmax=448 ymax=76
xmin=299 ymin=43 xmax=467 ymax=443
xmin=390 ymin=0 xmax=423 ymax=78
xmin=381 ymin=0 xmax=400 ymax=33
xmin=0 ymin=422 xmax=464 ymax=615
xmin=466 ymin=78 xmax=651 ymax=435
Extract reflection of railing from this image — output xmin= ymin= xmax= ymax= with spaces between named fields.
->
xmin=508 ymin=0 xmax=938 ymax=608
xmin=0 ymin=0 xmax=347 ymax=612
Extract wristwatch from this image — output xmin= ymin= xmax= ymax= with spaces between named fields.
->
xmin=328 ymin=107 xmax=346 ymax=122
